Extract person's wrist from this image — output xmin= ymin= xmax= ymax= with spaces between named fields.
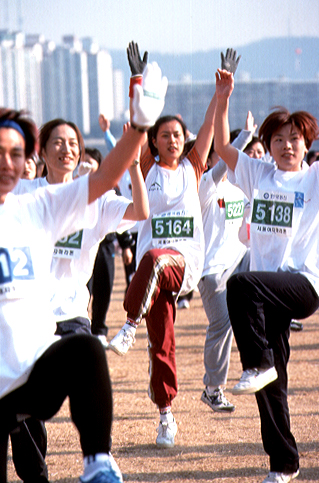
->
xmin=131 ymin=158 xmax=140 ymax=166
xmin=130 ymin=122 xmax=148 ymax=133
xmin=129 ymin=75 xmax=143 ymax=98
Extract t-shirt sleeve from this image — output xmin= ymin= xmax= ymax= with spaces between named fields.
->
xmin=140 ymin=147 xmax=156 ymax=180
xmin=187 ymin=146 xmax=206 ymax=190
xmin=228 ymin=151 xmax=270 ymax=201
xmin=30 ymin=176 xmax=97 ymax=243
xmin=98 ymin=190 xmax=133 ymax=236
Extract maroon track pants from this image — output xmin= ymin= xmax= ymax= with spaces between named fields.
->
xmin=124 ymin=248 xmax=185 ymax=408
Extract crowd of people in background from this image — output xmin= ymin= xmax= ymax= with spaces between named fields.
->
xmin=0 ymin=41 xmax=318 ymax=483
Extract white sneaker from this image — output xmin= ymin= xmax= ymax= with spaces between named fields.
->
xmin=108 ymin=324 xmax=136 ymax=356
xmin=96 ymin=335 xmax=109 ymax=350
xmin=156 ymin=419 xmax=178 ymax=448
xmin=79 ymin=453 xmax=123 ymax=483
xmin=262 ymin=469 xmax=299 ymax=483
xmin=177 ymin=299 xmax=190 ymax=310
xmin=232 ymin=367 xmax=278 ymax=395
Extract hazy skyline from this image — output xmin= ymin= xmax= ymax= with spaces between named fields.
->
xmin=2 ymin=0 xmax=319 ymax=54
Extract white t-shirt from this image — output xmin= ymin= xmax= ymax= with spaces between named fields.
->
xmin=138 ymin=149 xmax=205 ymax=295
xmin=0 ymin=177 xmax=96 ymax=398
xmin=199 ymin=172 xmax=247 ymax=277
xmin=14 ymin=177 xmax=133 ymax=321
xmin=228 ymin=151 xmax=319 ymax=295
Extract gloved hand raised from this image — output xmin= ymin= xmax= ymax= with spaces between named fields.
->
xmin=127 ymin=41 xmax=149 ymax=76
xmin=221 ymin=48 xmax=241 ymax=76
xmin=131 ymin=62 xmax=168 ymax=129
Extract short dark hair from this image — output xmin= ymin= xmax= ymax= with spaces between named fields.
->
xmin=85 ymin=147 xmax=103 ymax=166
xmin=244 ymin=136 xmax=266 ymax=154
xmin=0 ymin=108 xmax=38 ymax=158
xmin=148 ymin=115 xmax=187 ymax=157
xmin=259 ymin=108 xmax=319 ymax=152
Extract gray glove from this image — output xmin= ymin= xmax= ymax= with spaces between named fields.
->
xmin=221 ymin=48 xmax=241 ymax=75
xmin=127 ymin=41 xmax=149 ymax=76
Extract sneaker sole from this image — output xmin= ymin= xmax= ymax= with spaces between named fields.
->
xmin=232 ymin=367 xmax=278 ymax=395
xmin=200 ymin=393 xmax=235 ymax=412
xmin=262 ymin=469 xmax=299 ymax=483
xmin=156 ymin=440 xmax=175 ymax=448
xmin=290 ymin=323 xmax=303 ymax=332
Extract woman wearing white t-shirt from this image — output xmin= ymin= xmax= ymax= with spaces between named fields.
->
xmin=108 ymin=42 xmax=242 ymax=449
xmin=214 ymin=68 xmax=319 ymax=483
xmin=11 ymin=118 xmax=149 ymax=482
xmin=0 ymin=60 xmax=167 ymax=483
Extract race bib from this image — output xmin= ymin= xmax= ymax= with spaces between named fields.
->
xmin=0 ymin=247 xmax=35 ymax=298
xmin=53 ymin=230 xmax=83 ymax=259
xmin=251 ymin=191 xmax=294 ymax=237
xmin=225 ymin=199 xmax=244 ymax=227
xmin=152 ymin=211 xmax=194 ymax=247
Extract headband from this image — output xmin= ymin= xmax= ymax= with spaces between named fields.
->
xmin=0 ymin=119 xmax=26 ymax=140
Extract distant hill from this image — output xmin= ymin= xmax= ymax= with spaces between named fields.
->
xmin=110 ymin=37 xmax=319 ymax=84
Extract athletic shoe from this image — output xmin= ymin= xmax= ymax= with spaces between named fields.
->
xmin=79 ymin=454 xmax=123 ymax=483
xmin=290 ymin=320 xmax=303 ymax=332
xmin=156 ymin=419 xmax=178 ymax=448
xmin=232 ymin=367 xmax=278 ymax=395
xmin=96 ymin=335 xmax=109 ymax=350
xmin=201 ymin=388 xmax=235 ymax=412
xmin=177 ymin=299 xmax=190 ymax=309
xmin=108 ymin=324 xmax=136 ymax=356
xmin=262 ymin=469 xmax=299 ymax=482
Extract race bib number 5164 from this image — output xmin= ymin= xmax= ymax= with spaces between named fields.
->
xmin=152 ymin=212 xmax=194 ymax=246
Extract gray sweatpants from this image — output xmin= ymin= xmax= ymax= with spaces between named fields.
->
xmin=198 ymin=250 xmax=250 ymax=388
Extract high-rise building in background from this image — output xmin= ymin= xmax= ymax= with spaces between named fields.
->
xmin=1 ymin=29 xmax=319 ymax=146
xmin=0 ymin=30 xmax=120 ymax=135
xmin=113 ymin=69 xmax=126 ymax=122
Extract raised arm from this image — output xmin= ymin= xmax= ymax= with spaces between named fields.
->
xmin=193 ymin=92 xmax=217 ymax=167
xmin=99 ymin=114 xmax=117 ymax=152
xmin=214 ymin=69 xmax=239 ymax=171
xmin=88 ymin=60 xmax=167 ymax=204
xmin=124 ymin=155 xmax=149 ymax=221
xmin=194 ymin=48 xmax=241 ymax=167
xmin=122 ymin=122 xmax=149 ymax=221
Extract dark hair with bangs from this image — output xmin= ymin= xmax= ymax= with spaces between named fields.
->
xmin=259 ymin=107 xmax=319 ymax=153
xmin=0 ymin=108 xmax=38 ymax=158
xmin=148 ymin=115 xmax=187 ymax=157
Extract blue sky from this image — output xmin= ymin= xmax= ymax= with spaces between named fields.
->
xmin=3 ymin=0 xmax=319 ymax=53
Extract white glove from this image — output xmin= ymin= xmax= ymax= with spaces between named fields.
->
xmin=131 ymin=62 xmax=168 ymax=128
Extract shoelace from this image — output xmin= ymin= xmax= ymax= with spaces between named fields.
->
xmin=240 ymin=369 xmax=258 ymax=380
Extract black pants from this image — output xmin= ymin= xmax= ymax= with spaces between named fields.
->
xmin=88 ymin=239 xmax=115 ymax=336
xmin=10 ymin=419 xmax=48 ymax=483
xmin=227 ymin=271 xmax=319 ymax=473
xmin=1 ymin=335 xmax=113 ymax=483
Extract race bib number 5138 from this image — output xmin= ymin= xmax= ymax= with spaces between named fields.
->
xmin=251 ymin=191 xmax=294 ymax=236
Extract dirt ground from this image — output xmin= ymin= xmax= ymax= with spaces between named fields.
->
xmin=7 ymin=254 xmax=319 ymax=482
